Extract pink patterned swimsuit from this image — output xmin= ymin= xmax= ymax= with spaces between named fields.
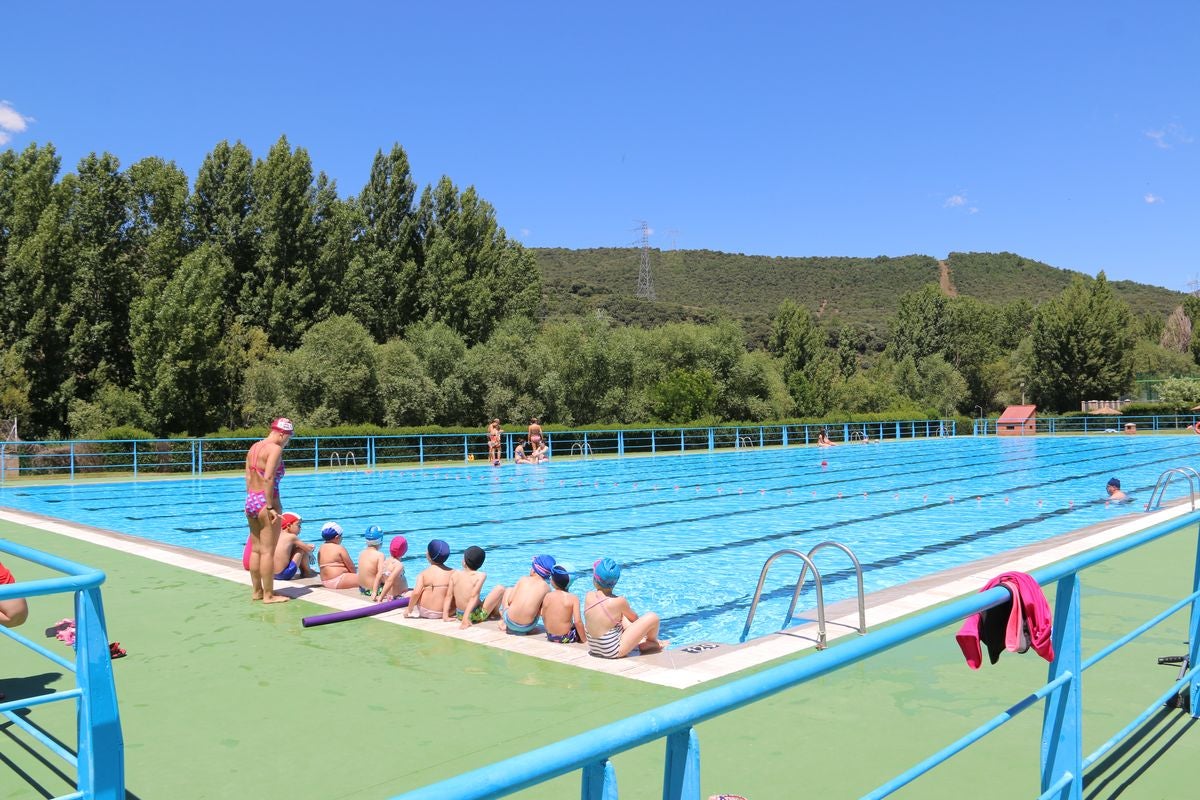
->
xmin=244 ymin=442 xmax=286 ymax=517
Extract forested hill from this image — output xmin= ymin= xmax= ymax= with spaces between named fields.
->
xmin=536 ymin=248 xmax=1184 ymax=342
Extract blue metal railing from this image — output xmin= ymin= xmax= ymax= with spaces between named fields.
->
xmin=391 ymin=510 xmax=1200 ymax=800
xmin=974 ymin=413 xmax=1200 ymax=436
xmin=0 ymin=419 xmax=959 ymax=482
xmin=0 ymin=540 xmax=124 ymax=799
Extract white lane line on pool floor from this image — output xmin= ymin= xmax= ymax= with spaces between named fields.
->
xmin=1 ymin=502 xmax=1192 ymax=688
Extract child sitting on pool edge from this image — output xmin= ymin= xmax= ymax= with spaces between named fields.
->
xmin=446 ymin=545 xmax=502 ymax=628
xmin=374 ymin=536 xmax=410 ymax=602
xmin=541 ymin=565 xmax=586 ymax=644
xmin=406 ymin=539 xmax=453 ymax=619
xmin=357 ymin=526 xmax=386 ymax=597
xmin=496 ymin=555 xmax=556 ymax=634
xmin=584 ymin=558 xmax=666 ymax=658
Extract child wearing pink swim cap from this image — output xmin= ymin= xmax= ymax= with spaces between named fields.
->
xmin=374 ymin=536 xmax=410 ymax=602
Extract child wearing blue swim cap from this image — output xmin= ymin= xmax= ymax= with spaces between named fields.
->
xmin=357 ymin=525 xmax=386 ymax=597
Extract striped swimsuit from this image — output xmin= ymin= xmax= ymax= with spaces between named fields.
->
xmin=586 ymin=594 xmax=623 ymax=659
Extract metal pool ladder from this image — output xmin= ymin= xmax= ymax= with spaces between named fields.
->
xmin=739 ymin=541 xmax=867 ymax=647
xmin=1148 ymin=466 xmax=1200 ymax=510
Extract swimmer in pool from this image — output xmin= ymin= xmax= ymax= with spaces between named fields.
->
xmin=1106 ymin=477 xmax=1130 ymax=503
xmin=584 ymin=558 xmax=666 ymax=659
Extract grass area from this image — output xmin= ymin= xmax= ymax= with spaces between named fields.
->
xmin=2 ymin=516 xmax=1199 ymax=799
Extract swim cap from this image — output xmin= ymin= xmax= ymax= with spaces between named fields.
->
xmin=464 ymin=545 xmax=486 ymax=571
xmin=550 ymin=564 xmax=571 ymax=590
xmin=1107 ymin=477 xmax=1121 ymax=489
xmin=427 ymin=539 xmax=450 ymax=564
xmin=364 ymin=525 xmax=383 ymax=543
xmin=271 ymin=417 xmax=294 ymax=433
xmin=320 ymin=521 xmax=343 ymax=540
xmin=279 ymin=512 xmax=302 ymax=529
xmin=389 ymin=536 xmax=408 ymax=558
xmin=531 ymin=554 xmax=556 ymax=578
xmin=593 ymin=558 xmax=621 ymax=589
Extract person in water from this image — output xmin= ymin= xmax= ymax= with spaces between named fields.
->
xmin=316 ymin=522 xmax=358 ymax=590
xmin=244 ymin=417 xmax=294 ymax=603
xmin=584 ymin=558 xmax=666 ymax=658
xmin=407 ymin=539 xmax=453 ymax=619
xmin=1106 ymin=477 xmax=1130 ymax=503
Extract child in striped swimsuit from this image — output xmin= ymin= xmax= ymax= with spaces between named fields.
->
xmin=583 ymin=558 xmax=666 ymax=659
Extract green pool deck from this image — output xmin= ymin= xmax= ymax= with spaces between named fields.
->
xmin=3 ymin=515 xmax=1200 ymax=800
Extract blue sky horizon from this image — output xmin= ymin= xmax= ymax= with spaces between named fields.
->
xmin=4 ymin=2 xmax=1196 ymax=293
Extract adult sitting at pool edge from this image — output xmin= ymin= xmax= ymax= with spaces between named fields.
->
xmin=584 ymin=558 xmax=666 ymax=658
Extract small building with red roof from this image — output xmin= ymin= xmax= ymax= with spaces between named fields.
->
xmin=997 ymin=404 xmax=1037 ymax=436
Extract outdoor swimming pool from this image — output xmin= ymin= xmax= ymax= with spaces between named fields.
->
xmin=1 ymin=435 xmax=1193 ymax=646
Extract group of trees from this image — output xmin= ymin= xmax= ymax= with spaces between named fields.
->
xmin=0 ymin=138 xmax=539 ymax=437
xmin=2 ymin=137 xmax=1197 ymax=440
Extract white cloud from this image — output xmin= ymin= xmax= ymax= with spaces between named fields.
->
xmin=1145 ymin=123 xmax=1192 ymax=149
xmin=943 ymin=194 xmax=966 ymax=208
xmin=1144 ymin=193 xmax=1163 ymax=204
xmin=519 ymin=228 xmax=531 ymax=238
xmin=0 ymin=101 xmax=33 ymax=143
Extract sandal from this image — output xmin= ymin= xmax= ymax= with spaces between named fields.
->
xmin=108 ymin=642 xmax=127 ymax=659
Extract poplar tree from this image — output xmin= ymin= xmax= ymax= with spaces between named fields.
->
xmin=1030 ymin=273 xmax=1134 ymax=410
xmin=191 ymin=141 xmax=256 ymax=315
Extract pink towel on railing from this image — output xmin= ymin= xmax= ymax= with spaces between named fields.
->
xmin=956 ymin=571 xmax=1054 ymax=669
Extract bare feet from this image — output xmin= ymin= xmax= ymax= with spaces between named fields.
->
xmin=251 ymin=591 xmax=263 ymax=601
xmin=261 ymin=594 xmax=289 ymax=604
xmin=638 ymin=639 xmax=668 ymax=655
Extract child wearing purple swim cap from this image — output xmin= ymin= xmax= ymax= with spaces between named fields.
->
xmin=495 ymin=555 xmax=557 ymax=635
xmin=406 ymin=539 xmax=453 ymax=620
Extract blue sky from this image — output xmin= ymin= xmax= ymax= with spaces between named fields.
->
xmin=3 ymin=2 xmax=1197 ymax=292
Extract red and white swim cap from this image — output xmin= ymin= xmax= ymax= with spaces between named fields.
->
xmin=271 ymin=417 xmax=294 ymax=433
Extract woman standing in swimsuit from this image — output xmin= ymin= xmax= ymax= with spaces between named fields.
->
xmin=244 ymin=417 xmax=293 ymax=603
xmin=527 ymin=417 xmax=543 ymax=448
xmin=584 ymin=558 xmax=665 ymax=659
xmin=487 ymin=419 xmax=502 ymax=465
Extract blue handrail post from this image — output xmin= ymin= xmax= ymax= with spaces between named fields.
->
xmin=582 ymin=759 xmax=618 ymax=800
xmin=618 ymin=430 xmax=624 ymax=456
xmin=651 ymin=429 xmax=657 ymax=454
xmin=781 ymin=425 xmax=788 ymax=447
xmin=759 ymin=426 xmax=764 ymax=447
xmin=1 ymin=442 xmax=5 ymax=486
xmin=75 ymin=586 xmax=125 ymax=799
xmin=419 ymin=436 xmax=425 ymax=465
xmin=463 ymin=435 xmax=469 ymax=463
xmin=663 ymin=727 xmax=701 ymax=799
xmin=314 ymin=438 xmax=320 ymax=471
xmin=1041 ymin=574 xmax=1083 ymax=800
xmin=197 ymin=439 xmax=204 ymax=475
xmin=708 ymin=428 xmax=714 ymax=451
xmin=1188 ymin=527 xmax=1200 ymax=718
xmin=132 ymin=441 xmax=138 ymax=477
xmin=70 ymin=442 xmax=75 ymax=479
xmin=843 ymin=423 xmax=849 ymax=442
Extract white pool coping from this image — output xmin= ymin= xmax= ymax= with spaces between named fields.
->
xmin=1 ymin=501 xmax=1193 ymax=688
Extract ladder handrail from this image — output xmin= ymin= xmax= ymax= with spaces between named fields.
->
xmin=329 ymin=451 xmax=341 ymax=468
xmin=740 ymin=549 xmax=826 ymax=647
xmin=737 ymin=436 xmax=753 ymax=449
xmin=1148 ymin=466 xmax=1200 ymax=511
xmin=786 ymin=541 xmax=867 ymax=636
xmin=570 ymin=442 xmax=593 ymax=457
xmin=345 ymin=451 xmax=357 ymax=467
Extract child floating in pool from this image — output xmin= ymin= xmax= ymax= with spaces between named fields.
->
xmin=317 ymin=522 xmax=358 ymax=590
xmin=584 ymin=558 xmax=666 ymax=658
xmin=375 ymin=536 xmax=410 ymax=602
xmin=541 ymin=565 xmax=586 ymax=644
xmin=406 ymin=539 xmax=453 ymax=620
xmin=447 ymin=545 xmax=502 ymax=628
xmin=496 ymin=555 xmax=556 ymax=634
xmin=357 ymin=526 xmax=386 ymax=597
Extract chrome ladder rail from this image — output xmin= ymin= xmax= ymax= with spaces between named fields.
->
xmin=786 ymin=541 xmax=867 ymax=636
xmin=345 ymin=451 xmax=357 ymax=467
xmin=570 ymin=442 xmax=593 ymax=458
xmin=740 ymin=549 xmax=826 ymax=647
xmin=329 ymin=452 xmax=341 ymax=468
xmin=1148 ymin=466 xmax=1200 ymax=511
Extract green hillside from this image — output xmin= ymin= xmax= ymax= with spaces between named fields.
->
xmin=536 ymin=247 xmax=1185 ymax=343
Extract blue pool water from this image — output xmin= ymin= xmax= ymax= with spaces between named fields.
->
xmin=1 ymin=436 xmax=1193 ymax=645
